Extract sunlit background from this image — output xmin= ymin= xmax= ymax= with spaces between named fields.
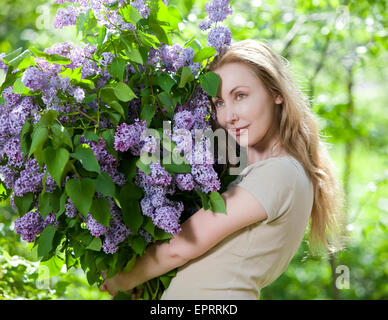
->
xmin=0 ymin=0 xmax=387 ymax=299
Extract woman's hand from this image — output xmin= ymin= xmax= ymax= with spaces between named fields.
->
xmin=100 ymin=271 xmax=134 ymax=297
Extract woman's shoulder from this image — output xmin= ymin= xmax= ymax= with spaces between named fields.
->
xmin=236 ymin=155 xmax=312 ymax=190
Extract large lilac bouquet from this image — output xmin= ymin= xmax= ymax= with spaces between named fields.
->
xmin=0 ymin=0 xmax=233 ymax=299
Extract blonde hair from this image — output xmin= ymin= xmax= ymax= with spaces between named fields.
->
xmin=206 ymin=39 xmax=346 ymax=255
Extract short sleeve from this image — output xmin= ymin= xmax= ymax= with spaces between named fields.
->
xmin=234 ymin=160 xmax=297 ymax=223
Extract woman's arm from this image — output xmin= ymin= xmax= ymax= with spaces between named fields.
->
xmin=101 ymin=185 xmax=268 ymax=295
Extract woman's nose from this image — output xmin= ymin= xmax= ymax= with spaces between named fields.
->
xmin=224 ymin=106 xmax=239 ymax=123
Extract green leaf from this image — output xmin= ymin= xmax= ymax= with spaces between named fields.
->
xmin=142 ymin=217 xmax=155 ymax=237
xmin=157 ymin=91 xmax=176 ymax=119
xmin=119 ymin=4 xmax=143 ymax=25
xmin=199 ymin=71 xmax=220 ymax=98
xmin=119 ymin=183 xmax=143 ymax=233
xmin=38 ymin=110 xmax=59 ymax=127
xmin=90 ymin=197 xmax=111 ymax=227
xmin=86 ymin=269 xmax=100 ymax=286
xmin=82 ymin=93 xmax=97 ymax=104
xmin=38 ymin=191 xmax=60 ymax=219
xmin=178 ymin=66 xmax=194 ymax=88
xmin=30 ymin=47 xmax=71 ymax=65
xmin=109 ymin=100 xmax=125 ymax=119
xmin=95 ymin=172 xmax=116 ymax=197
xmin=39 ymin=256 xmax=64 ymax=279
xmin=209 ymin=191 xmax=226 ymax=214
xmin=57 ymin=192 xmax=67 ymax=217
xmin=193 ymin=47 xmax=216 ymax=63
xmin=37 ymin=225 xmax=56 ymax=257
xmin=111 ymin=82 xmax=137 ymax=102
xmin=70 ymin=144 xmax=101 ymax=174
xmin=163 ymin=161 xmax=192 ymax=174
xmin=108 ymin=57 xmax=126 ymax=81
xmin=140 ymin=104 xmax=156 ymax=125
xmin=19 ymin=121 xmax=32 ymax=159
xmin=0 ymin=65 xmax=20 ymax=92
xmin=59 ymin=66 xmax=82 ymax=82
xmin=136 ymin=157 xmax=151 ymax=175
xmin=86 ymin=237 xmax=102 ymax=251
xmin=97 ymin=26 xmax=106 ymax=49
xmin=156 ymin=72 xmax=175 ymax=92
xmin=14 ymin=193 xmax=34 ymax=216
xmin=8 ymin=49 xmax=32 ymax=68
xmin=12 ymin=77 xmax=29 ymax=94
xmin=29 ymin=126 xmax=48 ymax=157
xmin=123 ymin=254 xmax=136 ymax=272
xmin=84 ymin=131 xmax=99 ymax=142
xmin=2 ymin=47 xmax=23 ymax=63
xmin=50 ymin=124 xmax=73 ymax=149
xmin=130 ymin=235 xmax=147 ymax=255
xmin=121 ymin=34 xmax=144 ymax=64
xmin=44 ymin=147 xmax=70 ymax=187
xmin=150 ymin=22 xmax=171 ymax=45
xmin=65 ymin=178 xmax=96 ymax=217
xmin=196 ymin=189 xmax=211 ymax=210
xmin=157 ymin=1 xmax=182 ymax=31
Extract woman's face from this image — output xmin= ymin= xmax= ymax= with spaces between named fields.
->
xmin=212 ymin=62 xmax=283 ymax=149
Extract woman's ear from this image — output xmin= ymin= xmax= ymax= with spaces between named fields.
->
xmin=274 ymin=95 xmax=283 ymax=105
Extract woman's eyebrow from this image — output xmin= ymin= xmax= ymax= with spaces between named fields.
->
xmin=216 ymin=85 xmax=249 ymax=98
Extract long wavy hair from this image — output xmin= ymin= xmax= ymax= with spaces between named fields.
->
xmin=206 ymin=39 xmax=347 ymax=255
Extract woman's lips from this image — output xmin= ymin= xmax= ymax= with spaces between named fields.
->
xmin=231 ymin=125 xmax=249 ymax=136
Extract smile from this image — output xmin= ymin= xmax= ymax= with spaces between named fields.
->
xmin=231 ymin=125 xmax=249 ymax=136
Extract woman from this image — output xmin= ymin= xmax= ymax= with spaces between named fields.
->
xmin=100 ymin=39 xmax=345 ymax=299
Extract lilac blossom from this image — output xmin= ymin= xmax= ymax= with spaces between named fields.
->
xmin=65 ymin=198 xmax=77 ymax=218
xmin=0 ymin=53 xmax=8 ymax=72
xmin=86 ymin=213 xmax=108 ymax=237
xmin=131 ymin=0 xmax=150 ymax=19
xmin=21 ymin=67 xmax=48 ymax=91
xmin=175 ymin=173 xmax=195 ymax=191
xmin=191 ymin=163 xmax=221 ymax=193
xmin=113 ymin=119 xmax=147 ymax=155
xmin=13 ymin=158 xmax=46 ymax=197
xmin=14 ymin=211 xmax=44 ymax=242
xmin=205 ymin=0 xmax=233 ymax=23
xmin=207 ymin=26 xmax=232 ymax=53
xmin=72 ymin=87 xmax=85 ymax=103
xmin=53 ymin=6 xmax=79 ymax=29
xmin=173 ymin=110 xmax=195 ymax=130
xmin=158 ymin=44 xmax=200 ymax=74
xmin=102 ymin=207 xmax=131 ymax=254
xmin=153 ymin=204 xmax=183 ymax=235
xmin=138 ymin=228 xmax=152 ymax=244
xmin=85 ymin=137 xmax=127 ymax=186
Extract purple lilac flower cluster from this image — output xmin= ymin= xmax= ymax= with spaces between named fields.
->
xmin=137 ymin=170 xmax=184 ymax=235
xmin=0 ymin=53 xmax=8 ymax=73
xmin=83 ymin=137 xmax=127 ymax=186
xmin=146 ymin=44 xmax=201 ymax=77
xmin=0 ymin=87 xmax=57 ymax=199
xmin=17 ymin=42 xmax=98 ymax=114
xmin=53 ymin=0 xmax=168 ymax=32
xmin=84 ymin=197 xmax=131 ymax=254
xmin=199 ymin=0 xmax=233 ymax=53
xmin=102 ymin=202 xmax=131 ymax=254
xmin=14 ymin=210 xmax=59 ymax=243
xmin=172 ymin=86 xmax=221 ymax=193
xmin=113 ymin=119 xmax=148 ymax=156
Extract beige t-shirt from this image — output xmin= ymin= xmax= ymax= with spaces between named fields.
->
xmin=160 ymin=155 xmax=314 ymax=300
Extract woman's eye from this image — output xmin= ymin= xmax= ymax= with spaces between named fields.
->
xmin=214 ymin=100 xmax=224 ymax=107
xmin=236 ymin=93 xmax=246 ymax=100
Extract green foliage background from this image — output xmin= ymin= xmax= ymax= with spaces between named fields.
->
xmin=0 ymin=0 xmax=387 ymax=299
